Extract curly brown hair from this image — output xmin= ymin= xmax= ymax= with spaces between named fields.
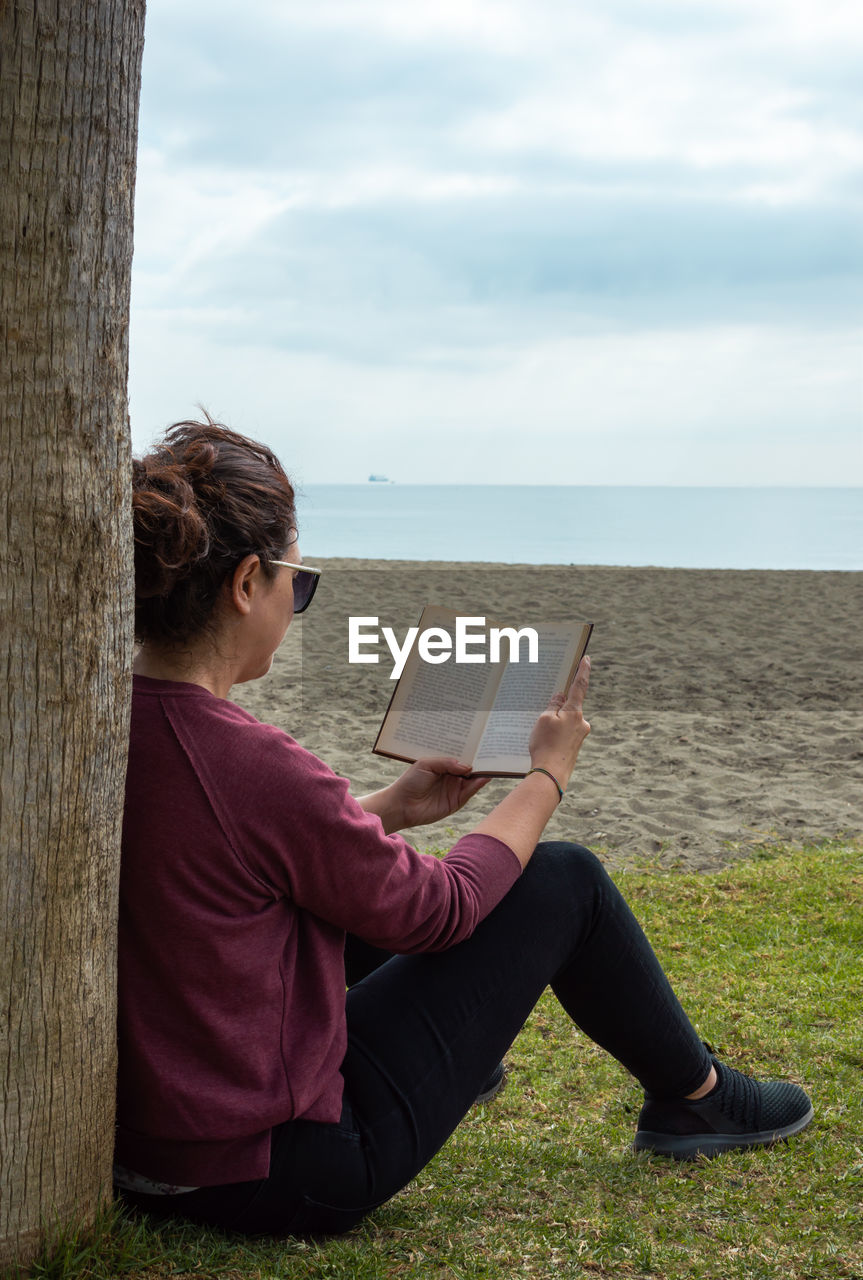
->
xmin=132 ymin=417 xmax=297 ymax=646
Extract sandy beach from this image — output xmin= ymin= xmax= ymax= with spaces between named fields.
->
xmin=232 ymin=559 xmax=863 ymax=871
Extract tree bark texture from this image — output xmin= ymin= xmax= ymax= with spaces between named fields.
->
xmin=0 ymin=1 xmax=145 ymax=1269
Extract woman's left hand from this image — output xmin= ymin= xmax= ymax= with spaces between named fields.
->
xmin=360 ymin=759 xmax=489 ymax=833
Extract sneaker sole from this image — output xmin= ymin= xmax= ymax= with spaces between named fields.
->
xmin=474 ymin=1064 xmax=506 ymax=1105
xmin=633 ymin=1103 xmax=814 ymax=1160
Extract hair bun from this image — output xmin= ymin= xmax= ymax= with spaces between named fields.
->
xmin=132 ymin=457 xmax=210 ymax=598
xmin=174 ymin=436 xmax=228 ymax=507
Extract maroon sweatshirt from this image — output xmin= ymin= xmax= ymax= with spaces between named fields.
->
xmin=116 ymin=676 xmax=521 ymax=1185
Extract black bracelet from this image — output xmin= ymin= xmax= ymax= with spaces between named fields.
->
xmin=526 ymin=766 xmax=564 ymax=803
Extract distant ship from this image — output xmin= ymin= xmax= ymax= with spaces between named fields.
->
xmin=368 ymin=474 xmax=394 ymax=483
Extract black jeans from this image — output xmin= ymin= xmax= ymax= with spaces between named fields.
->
xmin=120 ymin=843 xmax=711 ymax=1236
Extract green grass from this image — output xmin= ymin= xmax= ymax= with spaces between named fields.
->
xmin=22 ymin=838 xmax=863 ymax=1280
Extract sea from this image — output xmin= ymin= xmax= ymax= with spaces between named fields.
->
xmin=295 ymin=485 xmax=863 ymax=571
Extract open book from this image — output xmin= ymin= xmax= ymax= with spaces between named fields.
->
xmin=373 ymin=605 xmax=593 ymax=776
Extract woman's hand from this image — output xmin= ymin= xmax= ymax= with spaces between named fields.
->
xmin=470 ymin=655 xmax=592 ymax=868
xmin=358 ymin=759 xmax=489 ymax=834
xmin=360 ymin=658 xmax=590 ymax=842
xmin=527 ymin=654 xmax=591 ymax=796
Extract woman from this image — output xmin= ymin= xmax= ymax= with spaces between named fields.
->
xmin=116 ymin=418 xmax=812 ymax=1236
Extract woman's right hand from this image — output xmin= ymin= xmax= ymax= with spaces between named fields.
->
xmin=527 ymin=655 xmax=591 ymax=796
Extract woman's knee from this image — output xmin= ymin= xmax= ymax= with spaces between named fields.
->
xmin=531 ymin=840 xmax=607 ymax=881
xmin=519 ymin=840 xmax=610 ymax=909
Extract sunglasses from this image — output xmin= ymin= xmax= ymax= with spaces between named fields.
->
xmin=270 ymin=561 xmax=321 ymax=613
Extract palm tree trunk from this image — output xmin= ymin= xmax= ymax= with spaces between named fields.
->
xmin=0 ymin=0 xmax=145 ymax=1268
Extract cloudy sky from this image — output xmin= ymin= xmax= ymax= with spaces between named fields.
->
xmin=129 ymin=0 xmax=862 ymax=485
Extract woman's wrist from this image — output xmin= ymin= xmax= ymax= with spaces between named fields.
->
xmin=526 ymin=765 xmax=565 ymax=803
xmin=473 ymin=769 xmax=562 ymax=869
xmin=355 ymin=783 xmax=402 ymax=834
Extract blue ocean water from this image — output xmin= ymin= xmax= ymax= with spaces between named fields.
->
xmin=295 ymin=485 xmax=862 ymax=571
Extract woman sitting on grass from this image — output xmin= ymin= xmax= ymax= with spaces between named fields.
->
xmin=115 ymin=418 xmax=813 ymax=1236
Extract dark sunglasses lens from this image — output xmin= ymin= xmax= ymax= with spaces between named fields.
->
xmin=293 ymin=570 xmax=318 ymax=613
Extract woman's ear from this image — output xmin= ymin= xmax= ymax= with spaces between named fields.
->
xmin=227 ymin=554 xmax=262 ymax=616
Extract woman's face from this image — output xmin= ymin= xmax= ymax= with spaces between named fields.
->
xmin=237 ymin=543 xmax=302 ymax=684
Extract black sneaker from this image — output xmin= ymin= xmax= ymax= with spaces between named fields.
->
xmin=474 ymin=1061 xmax=506 ymax=1105
xmin=633 ymin=1057 xmax=813 ymax=1160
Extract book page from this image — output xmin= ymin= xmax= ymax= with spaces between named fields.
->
xmin=471 ymin=622 xmax=590 ymax=773
xmin=373 ymin=607 xmax=505 ymax=764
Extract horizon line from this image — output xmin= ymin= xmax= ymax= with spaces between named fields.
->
xmin=298 ymin=481 xmax=863 ymax=490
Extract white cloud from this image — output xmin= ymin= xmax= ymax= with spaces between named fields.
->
xmin=258 ymin=0 xmax=532 ymax=50
xmin=132 ymin=150 xmax=296 ymax=299
xmin=131 ymin=0 xmax=863 ymax=485
xmin=130 ymin=310 xmax=862 ymax=485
